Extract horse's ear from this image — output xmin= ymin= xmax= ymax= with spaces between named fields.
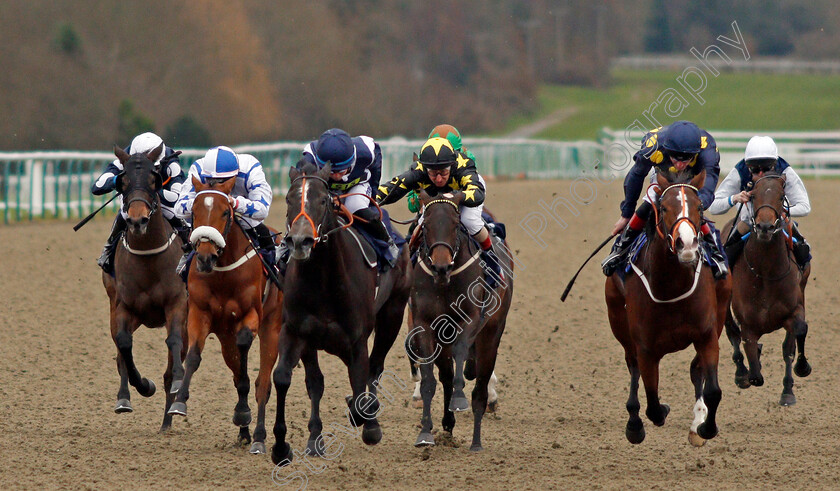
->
xmin=114 ymin=145 xmax=129 ymax=164
xmin=318 ymin=163 xmax=332 ymax=180
xmin=655 ymin=171 xmax=669 ymax=193
xmin=689 ymin=169 xmax=706 ymax=190
xmin=219 ymin=176 xmax=236 ymax=194
xmin=418 ymin=189 xmax=432 ymax=204
xmin=289 ymin=165 xmax=301 ymax=182
xmin=451 ymin=191 xmax=466 ymax=206
xmin=146 ymin=143 xmax=164 ymax=164
xmin=191 ymin=174 xmax=205 ymax=192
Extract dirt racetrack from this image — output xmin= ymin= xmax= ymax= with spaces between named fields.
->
xmin=2 ymin=177 xmax=839 ymax=490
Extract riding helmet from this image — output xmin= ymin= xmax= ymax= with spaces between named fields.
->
xmin=428 ymin=124 xmax=463 ymax=152
xmin=203 ymin=146 xmax=239 ymax=179
xmin=314 ymin=128 xmax=356 ymax=172
xmin=129 ymin=132 xmax=165 ymax=164
xmin=418 ymin=137 xmax=457 ymax=169
xmin=744 ymin=136 xmax=778 ymax=161
xmin=660 ymin=121 xmax=702 ymax=155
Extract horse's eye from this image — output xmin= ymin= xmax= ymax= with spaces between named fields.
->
xmin=223 ymin=209 xmax=230 ymax=218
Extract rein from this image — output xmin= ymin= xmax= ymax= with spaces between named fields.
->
xmin=419 ymin=199 xmax=463 ymax=271
xmin=288 ymin=175 xmax=354 ymax=245
xmin=743 ymin=175 xmax=794 ymax=281
xmin=652 ymin=183 xmax=700 ymax=254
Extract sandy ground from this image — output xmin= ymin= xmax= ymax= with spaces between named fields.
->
xmin=2 ymin=178 xmax=839 ymax=490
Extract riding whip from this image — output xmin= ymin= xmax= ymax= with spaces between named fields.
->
xmin=234 ymin=219 xmax=284 ymax=290
xmin=73 ymin=193 xmax=119 ymax=231
xmin=560 ymin=234 xmax=616 ymax=302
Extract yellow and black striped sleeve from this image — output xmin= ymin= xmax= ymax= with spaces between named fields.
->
xmin=376 ymin=164 xmax=426 ymax=205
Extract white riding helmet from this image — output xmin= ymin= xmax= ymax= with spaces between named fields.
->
xmin=129 ymin=132 xmax=165 ymax=164
xmin=744 ymin=136 xmax=778 ymax=162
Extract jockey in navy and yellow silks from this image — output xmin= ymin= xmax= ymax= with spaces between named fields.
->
xmin=602 ymin=120 xmax=728 ymax=279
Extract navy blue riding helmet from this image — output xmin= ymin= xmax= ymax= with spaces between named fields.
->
xmin=661 ymin=120 xmax=702 ymax=159
xmin=314 ymin=129 xmax=357 ymax=172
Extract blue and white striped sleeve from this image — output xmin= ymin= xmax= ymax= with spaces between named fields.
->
xmin=175 ymin=163 xmax=201 ymax=220
xmin=234 ymin=156 xmax=272 ymax=221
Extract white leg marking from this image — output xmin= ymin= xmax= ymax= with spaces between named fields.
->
xmin=488 ymin=371 xmax=498 ymax=403
xmin=690 ymin=397 xmax=708 ymax=433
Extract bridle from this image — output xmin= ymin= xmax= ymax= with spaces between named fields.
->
xmin=749 ymin=175 xmax=787 ymax=236
xmin=419 ymin=198 xmax=463 ymax=269
xmin=287 ymin=174 xmax=354 ymax=246
xmin=652 ymin=183 xmax=701 ymax=254
xmin=120 ymin=165 xmax=163 ymax=219
xmin=191 ymin=189 xmax=233 ymax=253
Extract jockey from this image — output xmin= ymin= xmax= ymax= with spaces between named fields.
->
xmin=91 ymin=132 xmax=187 ymax=275
xmin=376 ymin=136 xmax=502 ymax=279
xmin=601 ymin=120 xmax=728 ymax=279
xmin=297 ymin=128 xmax=399 ymax=266
xmin=709 ymin=135 xmax=811 ymax=270
xmin=406 ymin=124 xmax=477 ymax=214
xmin=174 ymin=146 xmax=275 ymax=276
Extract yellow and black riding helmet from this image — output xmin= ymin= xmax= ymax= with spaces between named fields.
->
xmin=417 ymin=137 xmax=457 ymax=170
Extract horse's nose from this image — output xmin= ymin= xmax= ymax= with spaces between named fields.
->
xmin=126 ymin=216 xmax=149 ymax=231
xmin=431 ymin=262 xmax=453 ymax=276
xmin=287 ymin=234 xmax=314 ymax=260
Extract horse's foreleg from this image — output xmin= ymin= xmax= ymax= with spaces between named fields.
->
xmin=302 ymin=349 xmax=326 ymax=457
xmin=638 ymin=353 xmax=669 ymax=427
xmin=252 ymin=303 xmax=281 ymax=455
xmin=160 ymin=304 xmax=187 ymax=432
xmin=449 ymin=335 xmax=470 ymax=413
xmin=792 ymin=311 xmax=811 ymax=378
xmin=113 ymin=313 xmax=156 ymax=398
xmin=695 ymin=335 xmax=722 ymax=441
xmin=271 ymin=332 xmax=304 ymax=466
xmin=780 ymin=329 xmax=797 ymax=406
xmin=688 ymin=354 xmax=708 ymax=446
xmin=624 ymin=352 xmax=644 ymax=444
xmin=345 ymin=340 xmax=381 ymax=445
xmin=232 ymin=322 xmax=257 ymax=443
xmin=469 ymin=321 xmax=504 ymax=452
xmin=726 ymin=310 xmax=750 ymax=388
xmin=743 ymin=332 xmax=764 ymax=387
xmin=168 ymin=308 xmax=210 ymax=418
xmin=487 ymin=371 xmax=499 ymax=413
xmin=415 ymin=358 xmax=437 ymax=447
xmin=114 ymin=353 xmax=132 ymax=413
xmin=437 ymin=356 xmax=455 ymax=434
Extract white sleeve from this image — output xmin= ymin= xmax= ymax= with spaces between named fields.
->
xmin=233 ymin=156 xmax=272 ymax=221
xmin=175 ymin=163 xmax=201 ymax=220
xmin=708 ymin=168 xmax=743 ymax=215
xmin=783 ymin=168 xmax=810 ymax=217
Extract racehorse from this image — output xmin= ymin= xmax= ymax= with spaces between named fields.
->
xmin=271 ymin=163 xmax=411 ymax=466
xmin=167 ymin=175 xmax=283 ymax=454
xmin=104 ymin=144 xmax=187 ymax=432
xmin=605 ymin=170 xmax=731 ymax=446
xmin=722 ymin=173 xmax=811 ymax=405
xmin=406 ymin=190 xmax=513 ymax=451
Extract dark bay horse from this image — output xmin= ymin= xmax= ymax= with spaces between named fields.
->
xmin=605 ymin=170 xmax=731 ymax=446
xmin=723 ymin=173 xmax=811 ymax=405
xmin=168 ymin=175 xmax=283 ymax=454
xmin=271 ymin=163 xmax=411 ymax=466
xmin=104 ymin=144 xmax=187 ymax=432
xmin=407 ymin=190 xmax=514 ymax=452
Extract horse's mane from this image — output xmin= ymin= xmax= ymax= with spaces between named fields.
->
xmin=295 ymin=159 xmax=320 ymax=176
xmin=657 ymin=168 xmax=694 ymax=185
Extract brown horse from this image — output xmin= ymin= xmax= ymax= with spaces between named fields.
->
xmin=271 ymin=163 xmax=412 ymax=466
xmin=104 ymin=144 xmax=187 ymax=432
xmin=406 ymin=190 xmax=514 ymax=451
xmin=167 ymin=175 xmax=283 ymax=454
xmin=605 ymin=170 xmax=731 ymax=446
xmin=723 ymin=173 xmax=811 ymax=405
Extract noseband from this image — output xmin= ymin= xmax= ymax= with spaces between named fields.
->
xmin=287 ymin=175 xmax=353 ymax=246
xmin=191 ymin=189 xmax=233 ymax=252
xmin=122 ymin=170 xmax=161 ymax=218
xmin=750 ymin=175 xmax=787 ymax=236
xmin=653 ymin=183 xmax=701 ymax=254
xmin=420 ymin=199 xmax=462 ymax=268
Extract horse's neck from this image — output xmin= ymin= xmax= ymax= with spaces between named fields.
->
xmin=745 ymin=232 xmax=792 ymax=275
xmin=217 ymin=225 xmax=252 ymax=266
xmin=642 ymin=235 xmax=697 ymax=289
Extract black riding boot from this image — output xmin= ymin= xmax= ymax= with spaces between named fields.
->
xmin=98 ymin=214 xmax=127 ymax=274
xmin=356 ymin=207 xmax=399 ymax=267
xmin=479 ymin=239 xmax=503 ymax=289
xmin=724 ymin=229 xmax=746 ymax=269
xmin=167 ymin=216 xmax=191 ymax=247
xmin=702 ymin=232 xmax=729 ymax=280
xmin=252 ymin=222 xmax=278 ymax=266
xmin=601 ymin=226 xmax=643 ymax=276
xmin=790 ymin=223 xmax=811 ymax=270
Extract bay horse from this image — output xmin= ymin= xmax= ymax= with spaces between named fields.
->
xmin=406 ymin=190 xmax=514 ymax=451
xmin=167 ymin=175 xmax=283 ymax=454
xmin=270 ymin=163 xmax=411 ymax=466
xmin=723 ymin=173 xmax=811 ymax=405
xmin=104 ymin=144 xmax=187 ymax=432
xmin=605 ymin=170 xmax=731 ymax=446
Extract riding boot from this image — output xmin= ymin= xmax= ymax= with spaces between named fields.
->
xmin=176 ymin=248 xmax=193 ymax=282
xmin=601 ymin=226 xmax=642 ymax=277
xmin=702 ymin=232 xmax=729 ymax=280
xmin=790 ymin=222 xmax=811 ymax=270
xmin=167 ymin=216 xmax=191 ymax=247
xmin=480 ymin=245 xmax=502 ymax=289
xmin=275 ymin=239 xmax=290 ymax=276
xmin=98 ymin=214 xmax=127 ymax=274
xmin=357 ymin=208 xmax=399 ymax=268
xmin=724 ymin=229 xmax=746 ymax=269
xmin=253 ymin=222 xmax=277 ymax=266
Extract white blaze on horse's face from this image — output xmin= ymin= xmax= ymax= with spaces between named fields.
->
xmin=674 ymin=188 xmax=700 ymax=263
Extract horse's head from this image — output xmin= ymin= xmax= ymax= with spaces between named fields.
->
xmin=114 ymin=143 xmax=164 ymax=235
xmin=418 ymin=189 xmax=464 ymax=286
xmin=654 ymin=170 xmax=705 ymax=265
xmin=750 ymin=173 xmax=786 ymax=242
xmin=190 ymin=174 xmax=236 ymax=273
xmin=285 ymin=162 xmax=334 ymax=261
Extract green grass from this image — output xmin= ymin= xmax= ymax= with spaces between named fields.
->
xmin=500 ymin=69 xmax=840 ymax=140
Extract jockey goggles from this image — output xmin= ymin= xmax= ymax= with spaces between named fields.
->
xmin=747 ymin=160 xmax=775 ymax=174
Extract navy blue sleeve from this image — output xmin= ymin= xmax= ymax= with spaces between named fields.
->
xmin=91 ymin=161 xmax=123 ymax=195
xmin=696 ymin=131 xmax=720 ymax=209
xmin=620 ymin=152 xmax=653 ymax=218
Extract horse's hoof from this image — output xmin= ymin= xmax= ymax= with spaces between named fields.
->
xmin=271 ymin=442 xmax=292 ymax=466
xmin=794 ymin=358 xmax=812 ymax=378
xmin=362 ymin=425 xmax=382 ymax=446
xmin=688 ymin=431 xmax=707 ymax=447
xmin=306 ymin=438 xmax=325 ymax=457
xmin=250 ymin=442 xmax=266 ymax=454
xmin=412 ymin=397 xmax=423 ymax=409
xmin=625 ymin=421 xmax=645 ymax=444
xmin=114 ymin=399 xmax=133 ymax=413
xmin=170 ymin=379 xmax=182 ymax=394
xmin=233 ymin=409 xmax=252 ymax=427
xmin=138 ymin=378 xmax=156 ymax=398
xmin=696 ymin=422 xmax=718 ymax=440
xmin=779 ymin=393 xmax=797 ymax=406
xmin=749 ymin=375 xmax=764 ymax=387
xmin=735 ymin=375 xmax=752 ymax=389
xmin=649 ymin=404 xmax=670 ymax=426
xmin=487 ymin=400 xmax=498 ymax=413
xmin=449 ymin=396 xmax=470 ymax=412
xmin=415 ymin=432 xmax=435 ymax=447
xmin=469 ymin=443 xmax=484 ymax=452
xmin=168 ymin=401 xmax=187 ymax=416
